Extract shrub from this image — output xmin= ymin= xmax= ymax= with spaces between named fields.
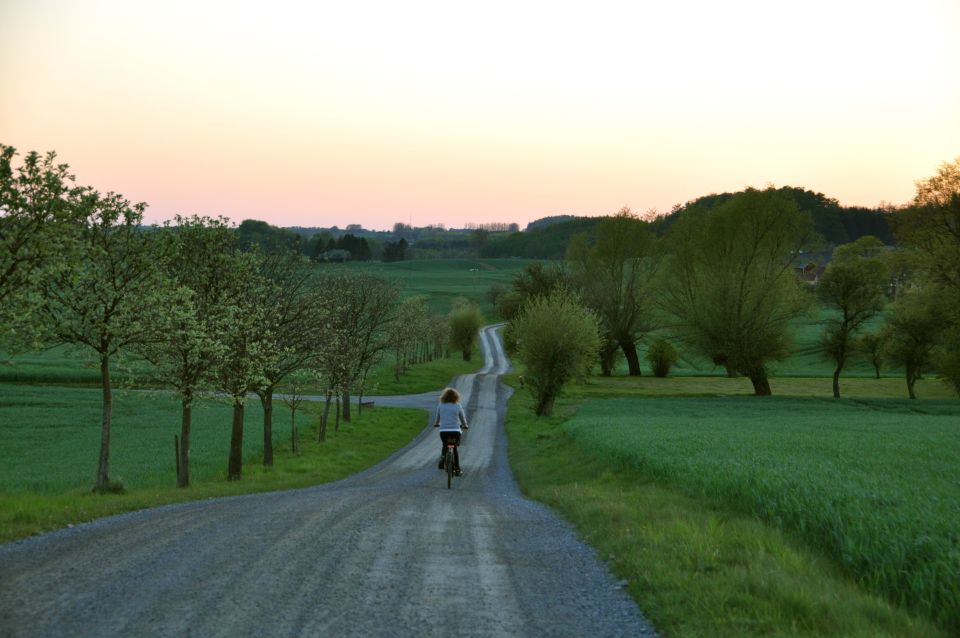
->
xmin=512 ymin=288 xmax=599 ymax=416
xmin=646 ymin=339 xmax=678 ymax=377
xmin=448 ymin=301 xmax=482 ymax=361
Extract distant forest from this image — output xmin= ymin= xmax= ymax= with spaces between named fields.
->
xmin=239 ymin=186 xmax=895 ymax=262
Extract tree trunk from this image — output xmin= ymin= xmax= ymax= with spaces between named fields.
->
xmin=357 ymin=389 xmax=364 ymax=418
xmin=620 ymin=341 xmax=642 ymax=376
xmin=747 ymin=367 xmax=772 ymax=396
xmin=94 ymin=353 xmax=113 ymax=492
xmin=342 ymin=390 xmax=351 ymax=422
xmin=335 ymin=395 xmax=341 ymax=432
xmin=227 ymin=400 xmax=244 ymax=480
xmin=260 ymin=390 xmax=274 ymax=467
xmin=535 ymin=393 xmax=555 ymax=416
xmin=599 ymin=344 xmax=617 ymax=377
xmin=290 ymin=406 xmax=299 ymax=455
xmin=906 ymin=365 xmax=917 ymax=400
xmin=832 ymin=360 xmax=845 ymax=398
xmin=319 ymin=393 xmax=332 ymax=442
xmin=873 ymin=362 xmax=881 ymax=379
xmin=462 ymin=348 xmax=471 ymax=361
xmin=178 ymin=398 xmax=191 ymax=488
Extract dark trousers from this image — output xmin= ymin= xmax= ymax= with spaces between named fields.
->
xmin=439 ymin=431 xmax=461 ymax=470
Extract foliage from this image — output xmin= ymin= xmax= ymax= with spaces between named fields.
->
xmin=645 ymin=339 xmax=678 ymax=377
xmin=309 ymin=271 xmax=397 ymax=438
xmin=388 ymin=295 xmax=430 ymax=380
xmin=665 ymin=186 xmax=893 ymax=245
xmin=481 ymin=216 xmax=602 ymax=259
xmin=661 ymin=187 xmax=815 ymax=395
xmin=448 ymin=299 xmax=482 ymax=361
xmin=893 ymin=157 xmax=960 ymax=396
xmin=568 ymin=208 xmax=660 ymax=376
xmin=495 ymin=261 xmax=569 ymax=320
xmin=817 ymin=236 xmax=889 ymax=397
xmin=253 ymin=251 xmax=330 ymax=465
xmin=559 ymin=396 xmax=960 ymax=633
xmin=381 ymin=238 xmax=408 ymax=262
xmin=882 ymin=289 xmax=943 ymax=399
xmin=0 ymin=145 xmax=85 ymax=313
xmin=137 ymin=215 xmax=244 ymax=487
xmin=28 ymin=188 xmax=162 ymax=491
xmin=512 ymin=289 xmax=600 ymax=415
xmin=236 ymin=218 xmax=303 ymax=254
xmin=857 ymin=331 xmax=886 ymax=379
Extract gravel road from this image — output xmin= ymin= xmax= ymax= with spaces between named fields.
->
xmin=0 ymin=325 xmax=656 ymax=637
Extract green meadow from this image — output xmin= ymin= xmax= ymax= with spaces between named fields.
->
xmin=505 ymin=369 xmax=959 ymax=635
xmin=336 ymin=257 xmax=532 ymax=315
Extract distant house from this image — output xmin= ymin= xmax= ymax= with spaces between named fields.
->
xmin=796 ymin=262 xmax=826 ymax=285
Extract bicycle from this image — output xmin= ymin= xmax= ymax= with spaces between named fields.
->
xmin=439 ymin=427 xmax=468 ymax=489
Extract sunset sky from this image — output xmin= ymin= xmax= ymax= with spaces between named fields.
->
xmin=2 ymin=0 xmax=958 ymax=230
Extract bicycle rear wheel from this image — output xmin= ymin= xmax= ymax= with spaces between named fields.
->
xmin=446 ymin=447 xmax=454 ymax=489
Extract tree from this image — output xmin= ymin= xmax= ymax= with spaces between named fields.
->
xmin=34 ymin=190 xmax=161 ymax=492
xmin=568 ymin=208 xmax=660 ymax=376
xmin=449 ymin=299 xmax=482 ymax=361
xmin=281 ymin=370 xmax=312 ymax=455
xmin=857 ymin=331 xmax=885 ymax=379
xmin=253 ymin=252 xmax=329 ymax=466
xmin=389 ymin=296 xmax=429 ymax=380
xmin=893 ymin=157 xmax=960 ymax=395
xmin=660 ymin=188 xmax=815 ymax=395
xmin=882 ymin=290 xmax=942 ymax=399
xmin=817 ymin=236 xmax=888 ymax=397
xmin=0 ymin=145 xmax=85 ymax=312
xmin=496 ymin=261 xmax=568 ymax=321
xmin=511 ymin=289 xmax=600 ymax=416
xmin=311 ymin=272 xmax=396 ymax=429
xmin=139 ymin=216 xmax=239 ymax=487
xmin=213 ymin=251 xmax=271 ymax=482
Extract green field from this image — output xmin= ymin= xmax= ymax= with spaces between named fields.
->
xmin=562 ymin=397 xmax=960 ymax=630
xmin=329 ymin=257 xmax=533 ymax=315
xmin=0 ymin=385 xmax=278 ymax=492
xmin=0 ymin=384 xmax=436 ymax=542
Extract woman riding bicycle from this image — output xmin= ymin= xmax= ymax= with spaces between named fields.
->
xmin=433 ymin=387 xmax=468 ymax=476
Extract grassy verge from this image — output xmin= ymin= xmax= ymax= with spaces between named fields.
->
xmin=504 ymin=380 xmax=948 ymax=637
xmin=0 ymin=400 xmax=426 ymax=544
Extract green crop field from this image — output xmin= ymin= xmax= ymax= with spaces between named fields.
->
xmin=558 ymin=396 xmax=960 ymax=631
xmin=0 ymin=384 xmax=278 ymax=492
xmin=329 ymin=257 xmax=533 ymax=315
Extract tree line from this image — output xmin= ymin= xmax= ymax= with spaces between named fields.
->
xmin=497 ymin=159 xmax=960 ymax=414
xmin=481 ymin=188 xmax=896 ymax=260
xmin=0 ymin=144 xmax=476 ymax=493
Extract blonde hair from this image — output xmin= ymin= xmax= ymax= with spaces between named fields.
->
xmin=440 ymin=387 xmax=460 ymax=404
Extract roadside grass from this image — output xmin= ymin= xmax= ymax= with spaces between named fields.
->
xmin=505 ymin=385 xmax=948 ymax=637
xmin=0 ymin=386 xmax=429 ymax=543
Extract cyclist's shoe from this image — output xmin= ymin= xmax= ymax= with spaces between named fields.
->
xmin=453 ymin=469 xmax=463 ymax=477
xmin=438 ymin=459 xmax=445 ymax=470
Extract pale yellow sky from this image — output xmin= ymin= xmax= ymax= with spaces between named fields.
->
xmin=1 ymin=0 xmax=958 ymax=229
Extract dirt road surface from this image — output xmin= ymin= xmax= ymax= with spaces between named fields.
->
xmin=0 ymin=325 xmax=656 ymax=637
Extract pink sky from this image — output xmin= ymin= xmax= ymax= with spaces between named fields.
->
xmin=2 ymin=0 xmax=958 ymax=230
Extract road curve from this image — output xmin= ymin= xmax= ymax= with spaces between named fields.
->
xmin=0 ymin=325 xmax=656 ymax=637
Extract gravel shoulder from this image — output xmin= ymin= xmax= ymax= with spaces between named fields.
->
xmin=0 ymin=325 xmax=656 ymax=637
